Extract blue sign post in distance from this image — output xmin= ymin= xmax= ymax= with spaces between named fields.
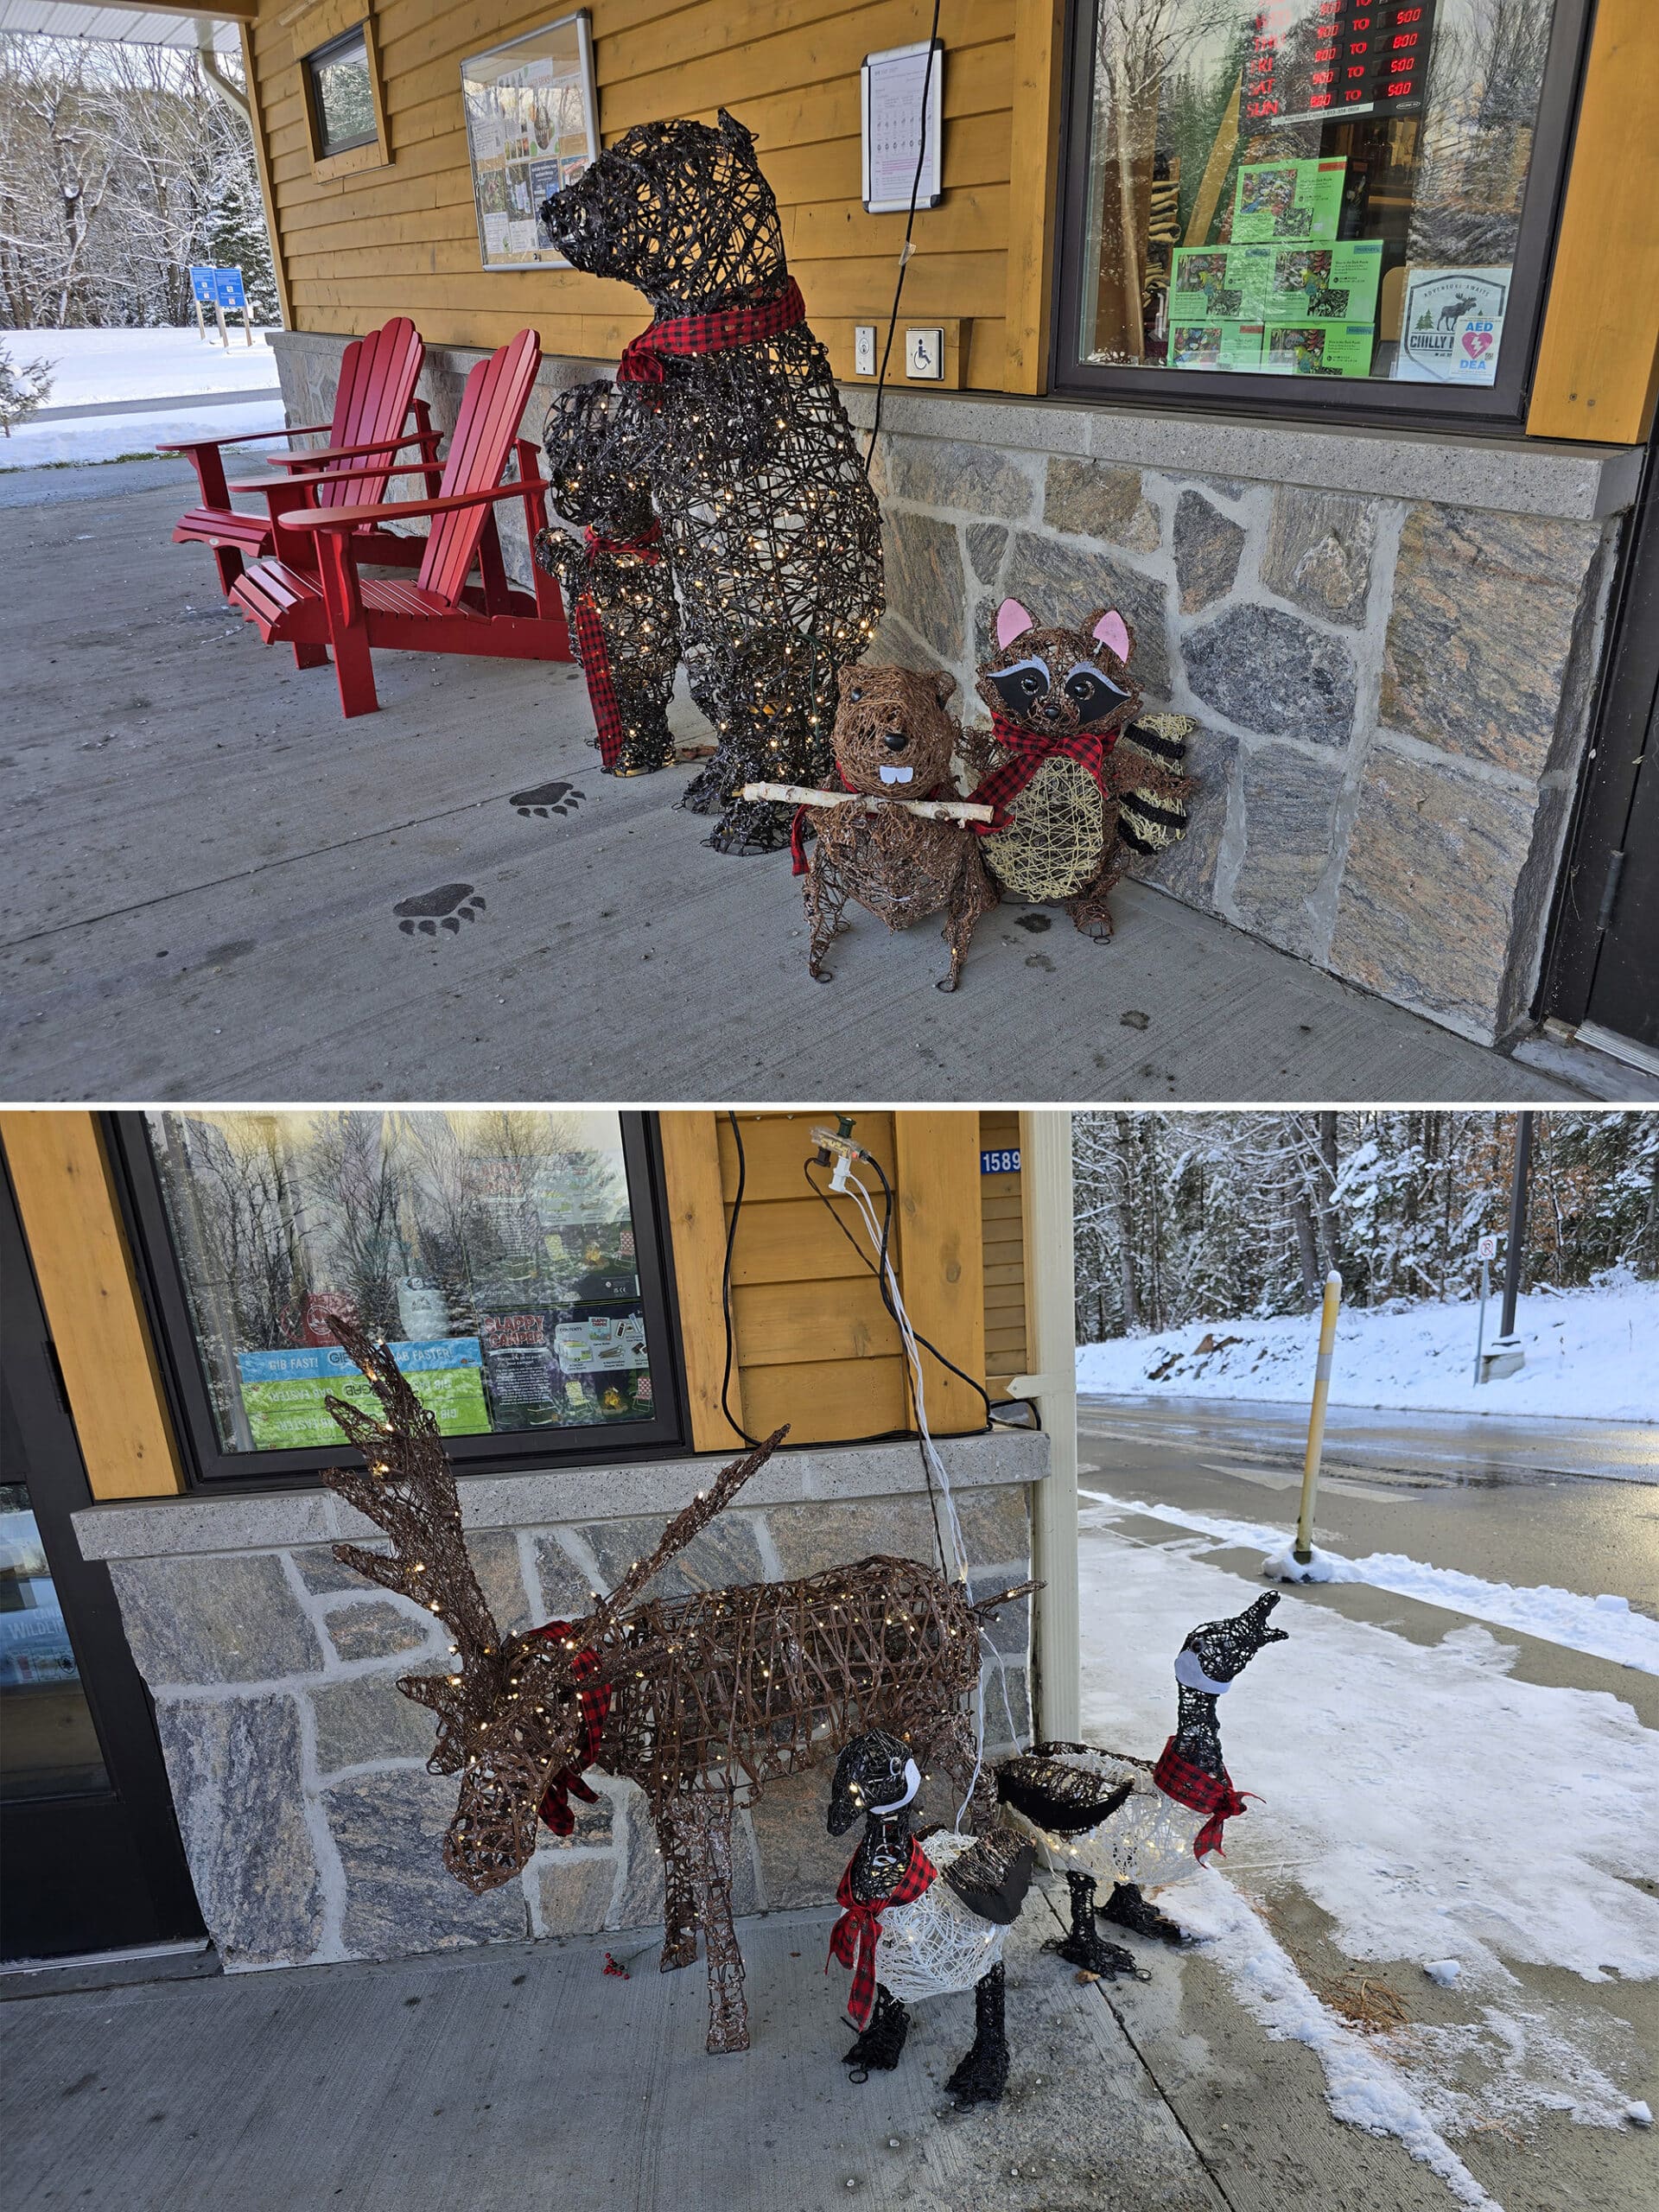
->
xmin=211 ymin=267 xmax=248 ymax=310
xmin=188 ymin=265 xmax=217 ymax=304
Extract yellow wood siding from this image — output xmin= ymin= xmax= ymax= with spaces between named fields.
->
xmin=248 ymin=0 xmax=1019 ymax=389
xmin=978 ymin=1108 xmax=1026 ymax=1392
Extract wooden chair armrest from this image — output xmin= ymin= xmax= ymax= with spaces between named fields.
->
xmin=284 ymin=475 xmax=543 ymax=532
xmin=263 ymin=429 xmax=445 ymax=471
xmin=156 ymin=420 xmax=330 ymax=455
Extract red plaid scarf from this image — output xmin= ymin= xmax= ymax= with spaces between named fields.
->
xmin=1151 ymin=1738 xmax=1254 ymax=1862
xmin=967 ymin=711 xmax=1122 ymax=836
xmin=569 ymin=523 xmax=663 ymax=772
xmin=616 ymin=276 xmax=807 ymax=384
xmin=789 ymin=766 xmax=949 ymax=875
xmin=826 ymin=1840 xmax=936 ymax=2029
xmin=529 ymin=1622 xmax=612 ymax=1836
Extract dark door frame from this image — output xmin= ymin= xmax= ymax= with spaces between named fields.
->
xmin=1540 ymin=438 xmax=1659 ymax=1043
xmin=1 ymin=1160 xmax=204 ymax=1962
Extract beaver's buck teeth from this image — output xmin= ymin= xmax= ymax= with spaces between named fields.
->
xmin=879 ymin=765 xmax=914 ymax=785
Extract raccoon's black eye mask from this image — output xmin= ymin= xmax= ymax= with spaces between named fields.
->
xmin=1062 ymin=662 xmax=1130 ymax=723
xmin=988 ymin=658 xmax=1051 ymax=714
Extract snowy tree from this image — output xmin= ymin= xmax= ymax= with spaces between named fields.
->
xmin=0 ymin=339 xmax=53 ymax=433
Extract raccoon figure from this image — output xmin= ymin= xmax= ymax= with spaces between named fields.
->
xmin=965 ymin=600 xmax=1196 ymax=939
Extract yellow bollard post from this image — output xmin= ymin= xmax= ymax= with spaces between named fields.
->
xmin=1293 ymin=1271 xmax=1342 ymax=1566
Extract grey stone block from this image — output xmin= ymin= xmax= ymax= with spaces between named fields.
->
xmin=966 ymin=521 xmax=1009 ymax=584
xmin=1183 ymin=604 xmax=1357 ymax=746
xmin=766 ymin=1495 xmax=942 ymax=1579
xmin=578 ymin=1512 xmax=763 ymax=1600
xmin=747 ymin=1766 xmax=851 ymax=1910
xmin=882 ymin=509 xmax=965 ymax=663
xmin=467 ymin=1527 xmax=535 ymax=1637
xmin=956 ymin=1482 xmax=1029 ymax=1568
xmin=609 ymin=1788 xmax=665 ymax=1929
xmin=294 ymin=1540 xmax=391 ymax=1596
xmin=327 ymin=1770 xmax=525 ymax=1957
xmin=534 ymin=1852 xmax=619 ymax=1938
xmin=1261 ymin=487 xmax=1377 ymax=627
xmin=969 ymin=1573 xmax=1031 ymax=1662
xmin=1002 ymin=532 xmax=1172 ymax=697
xmin=1045 ymin=460 xmax=1161 ymax=552
xmin=985 ymin=1663 xmax=1032 ymax=1751
xmin=1173 ymin=493 xmax=1245 ymax=613
xmin=109 ymin=1554 xmax=321 ymax=1687
xmin=531 ymin=1533 xmax=598 ymax=1622
xmin=324 ymin=1600 xmax=433 ymax=1665
xmin=1382 ymin=505 xmax=1606 ymax=779
xmin=311 ymin=1669 xmax=438 ymax=1775
xmin=1232 ymin=745 xmax=1345 ymax=959
xmin=881 ymin=435 xmax=1035 ymax=519
xmin=1126 ymin=723 xmax=1235 ymax=913
xmin=1329 ymin=741 xmax=1540 ymax=1033
xmin=155 ymin=1694 xmax=323 ymax=1965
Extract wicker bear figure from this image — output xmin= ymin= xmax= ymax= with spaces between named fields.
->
xmin=535 ymin=378 xmax=678 ymax=778
xmin=539 ymin=110 xmax=884 ymax=855
xmin=799 ymin=665 xmax=998 ymax=992
xmin=965 ymin=599 xmax=1196 ymax=940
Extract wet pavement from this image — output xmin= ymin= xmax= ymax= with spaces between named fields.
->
xmin=1078 ymin=1395 xmax=1659 ymax=1618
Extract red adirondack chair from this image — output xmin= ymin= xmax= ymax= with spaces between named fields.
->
xmin=163 ymin=317 xmax=440 ymax=597
xmin=230 ymin=329 xmax=571 ymax=720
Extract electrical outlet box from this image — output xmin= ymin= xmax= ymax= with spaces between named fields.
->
xmin=854 ymin=324 xmax=878 ymax=377
xmin=906 ymin=327 xmax=945 ymax=380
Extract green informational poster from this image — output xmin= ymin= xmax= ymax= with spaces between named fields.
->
xmin=1261 ymin=240 xmax=1382 ymax=325
xmin=1169 ymin=322 xmax=1264 ymax=372
xmin=1261 ymin=323 xmax=1376 ymax=378
xmin=237 ymin=1340 xmax=491 ymax=1448
xmin=1169 ymin=246 xmax=1270 ymax=324
xmin=1232 ymin=158 xmax=1345 ymax=245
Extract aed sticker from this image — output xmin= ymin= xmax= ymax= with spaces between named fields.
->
xmin=1396 ymin=267 xmax=1510 ymax=385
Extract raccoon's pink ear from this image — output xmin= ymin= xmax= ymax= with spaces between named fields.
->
xmin=1090 ymin=608 xmax=1132 ymax=661
xmin=995 ymin=599 xmax=1035 ymax=649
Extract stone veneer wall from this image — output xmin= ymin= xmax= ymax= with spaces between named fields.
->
xmin=266 ymin=333 xmax=1638 ymax=1043
xmin=73 ymin=1434 xmax=1041 ymax=1973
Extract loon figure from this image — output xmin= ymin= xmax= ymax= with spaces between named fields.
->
xmin=998 ymin=1593 xmax=1287 ymax=1975
xmin=826 ymin=1730 xmax=1033 ymax=2106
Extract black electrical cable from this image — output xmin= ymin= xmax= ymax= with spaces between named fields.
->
xmin=863 ymin=0 xmax=944 ymax=476
xmin=719 ymin=1110 xmax=762 ymax=1447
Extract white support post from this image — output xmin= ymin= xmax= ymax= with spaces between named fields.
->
xmin=1018 ymin=1109 xmax=1080 ymax=1742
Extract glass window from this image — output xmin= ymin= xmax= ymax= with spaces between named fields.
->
xmin=1068 ymin=0 xmax=1563 ymax=394
xmin=130 ymin=1110 xmax=679 ymax=1477
xmin=0 ymin=1485 xmax=109 ymax=1799
xmin=306 ymin=27 xmax=378 ymax=160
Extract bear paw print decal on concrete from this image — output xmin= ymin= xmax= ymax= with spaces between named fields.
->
xmin=394 ymin=884 xmax=486 ymax=936
xmin=510 ymin=780 xmax=586 ymax=818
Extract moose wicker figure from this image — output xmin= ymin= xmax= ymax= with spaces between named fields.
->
xmin=965 ymin=599 xmax=1197 ymax=939
xmin=534 ymin=378 xmax=679 ymax=777
xmin=539 ymin=110 xmax=884 ymax=855
xmin=780 ymin=665 xmax=1000 ymax=992
xmin=317 ymin=1318 xmax=1033 ymax=2057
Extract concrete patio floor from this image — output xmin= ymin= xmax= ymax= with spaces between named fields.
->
xmin=2 ymin=1880 xmax=1487 ymax=2212
xmin=1 ymin=459 xmax=1580 ymax=1103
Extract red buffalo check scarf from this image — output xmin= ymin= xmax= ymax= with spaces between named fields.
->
xmin=569 ymin=522 xmax=663 ymax=771
xmin=529 ymin=1622 xmax=612 ymax=1836
xmin=827 ymin=1840 xmax=936 ymax=2029
xmin=616 ymin=276 xmax=807 ymax=385
xmin=967 ymin=711 xmax=1122 ymax=835
xmin=1151 ymin=1738 xmax=1254 ymax=1862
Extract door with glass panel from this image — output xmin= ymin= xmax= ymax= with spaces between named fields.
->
xmin=0 ymin=1166 xmax=204 ymax=1962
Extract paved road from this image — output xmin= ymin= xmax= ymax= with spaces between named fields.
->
xmin=1078 ymin=1393 xmax=1659 ymax=1615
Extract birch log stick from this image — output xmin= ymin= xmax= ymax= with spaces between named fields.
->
xmin=741 ymin=781 xmax=994 ymax=823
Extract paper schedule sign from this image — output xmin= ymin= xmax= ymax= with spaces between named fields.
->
xmin=861 ymin=41 xmax=944 ymax=215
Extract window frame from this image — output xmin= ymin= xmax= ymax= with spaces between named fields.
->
xmin=296 ymin=5 xmax=392 ymax=182
xmin=106 ymin=1110 xmax=690 ymax=1491
xmin=1049 ymin=0 xmax=1597 ymax=431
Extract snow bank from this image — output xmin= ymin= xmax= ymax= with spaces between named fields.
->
xmin=1084 ymin=1489 xmax=1659 ymax=1675
xmin=1079 ymin=1533 xmax=1659 ymax=2168
xmin=3 ymin=401 xmax=288 ymax=470
xmin=1076 ymin=1278 xmax=1659 ymax=1424
xmin=2 ymin=327 xmax=284 ymax=470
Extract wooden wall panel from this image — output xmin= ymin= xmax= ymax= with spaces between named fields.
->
xmin=250 ymin=0 xmax=1027 ymax=390
xmin=2 ymin=1115 xmax=186 ymax=1502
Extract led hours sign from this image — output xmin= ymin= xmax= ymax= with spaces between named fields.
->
xmin=1246 ymin=1 xmax=1439 ymax=130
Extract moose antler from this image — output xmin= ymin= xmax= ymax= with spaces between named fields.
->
xmin=591 ymin=1427 xmax=789 ymax=1630
xmin=319 ymin=1314 xmax=508 ymax=1773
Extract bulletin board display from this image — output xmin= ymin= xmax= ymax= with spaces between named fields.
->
xmin=461 ymin=10 xmax=599 ymax=270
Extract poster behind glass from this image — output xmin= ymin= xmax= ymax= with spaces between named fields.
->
xmin=144 ymin=1109 xmax=657 ymax=1452
xmin=461 ymin=10 xmax=598 ymax=270
xmin=1079 ymin=0 xmax=1554 ymax=385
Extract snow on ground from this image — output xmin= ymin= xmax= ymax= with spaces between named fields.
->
xmin=1076 ymin=1278 xmax=1659 ymax=1425
xmin=1079 ymin=1489 xmax=1659 ymax=1673
xmin=1078 ymin=1527 xmax=1659 ymax=2196
xmin=2 ymin=326 xmax=284 ymax=470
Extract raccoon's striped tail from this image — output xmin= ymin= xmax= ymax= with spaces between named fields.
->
xmin=1115 ymin=712 xmax=1197 ymax=858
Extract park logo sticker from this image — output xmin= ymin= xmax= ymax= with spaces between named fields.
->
xmin=1397 ymin=267 xmax=1510 ymax=386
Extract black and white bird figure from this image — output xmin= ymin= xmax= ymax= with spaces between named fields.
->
xmin=998 ymin=1593 xmax=1288 ymax=1975
xmin=825 ymin=1730 xmax=1034 ymax=2106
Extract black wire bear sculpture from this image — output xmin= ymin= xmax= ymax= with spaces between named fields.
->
xmin=540 ymin=110 xmax=885 ymax=854
xmin=534 ymin=378 xmax=679 ymax=778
